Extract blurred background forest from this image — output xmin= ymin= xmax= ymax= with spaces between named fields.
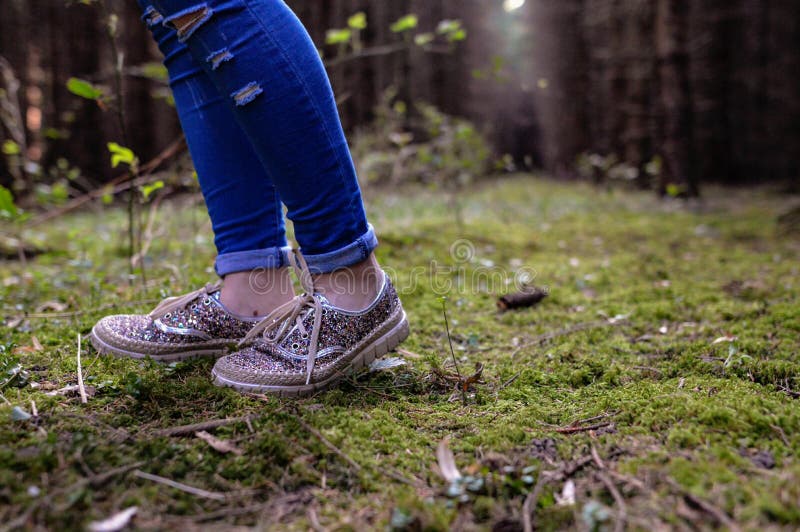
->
xmin=0 ymin=0 xmax=799 ymax=210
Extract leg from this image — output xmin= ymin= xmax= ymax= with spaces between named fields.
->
xmin=150 ymin=0 xmax=380 ymax=308
xmin=140 ymin=1 xmax=294 ymax=315
xmin=149 ymin=0 xmax=410 ymax=394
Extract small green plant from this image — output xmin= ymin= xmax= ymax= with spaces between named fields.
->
xmin=0 ymin=184 xmax=20 ymax=221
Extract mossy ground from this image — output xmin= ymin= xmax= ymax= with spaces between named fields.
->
xmin=1 ymin=176 xmax=799 ymax=530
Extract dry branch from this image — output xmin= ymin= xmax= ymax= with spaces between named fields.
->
xmin=153 ymin=415 xmax=261 ymax=437
xmin=76 ymin=333 xmax=88 ymax=404
xmin=133 ymin=470 xmax=226 ymax=501
xmin=27 ymin=135 xmax=187 ymax=227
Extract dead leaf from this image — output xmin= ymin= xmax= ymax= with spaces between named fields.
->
xmin=195 ymin=430 xmax=243 ymax=455
xmin=712 ymin=334 xmax=737 ymax=345
xmin=369 ymin=357 xmax=406 ymax=372
xmin=35 ymin=300 xmax=68 ymax=313
xmin=31 ymin=336 xmax=43 ymax=351
xmin=461 ymin=362 xmax=484 ymax=391
xmin=6 ymin=317 xmax=24 ymax=330
xmin=555 ymin=479 xmax=576 ymax=506
xmin=436 ymin=438 xmax=462 ymax=483
xmin=88 ymin=506 xmax=138 ymax=532
xmin=607 ymin=313 xmax=629 ymax=324
xmin=14 ymin=336 xmax=44 ymax=355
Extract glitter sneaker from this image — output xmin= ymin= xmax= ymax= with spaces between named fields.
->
xmin=90 ymin=282 xmax=261 ymax=362
xmin=211 ymin=253 xmax=409 ymax=396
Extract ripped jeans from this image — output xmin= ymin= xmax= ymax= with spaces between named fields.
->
xmin=138 ymin=0 xmax=377 ymax=275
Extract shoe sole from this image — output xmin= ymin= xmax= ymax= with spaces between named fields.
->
xmin=211 ymin=309 xmax=410 ymax=397
xmin=89 ymin=325 xmax=233 ymax=362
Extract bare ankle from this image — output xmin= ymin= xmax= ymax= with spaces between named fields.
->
xmin=313 ymin=254 xmax=382 ymax=311
xmin=220 ymin=268 xmax=295 ymax=317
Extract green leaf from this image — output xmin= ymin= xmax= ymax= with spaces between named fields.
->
xmin=666 ymin=183 xmax=683 ymax=197
xmin=448 ymin=28 xmax=467 ymax=42
xmin=101 ymin=184 xmax=114 ymax=205
xmin=66 ymin=77 xmax=104 ymax=100
xmin=348 ymin=12 xmax=367 ymax=30
xmin=107 ymin=142 xmax=136 ymax=168
xmin=436 ymin=19 xmax=462 ymax=35
xmin=436 ymin=20 xmax=467 ymax=42
xmin=2 ymin=140 xmax=20 ymax=155
xmin=139 ymin=62 xmax=169 ymax=82
xmin=325 ymin=28 xmax=352 ymax=45
xmin=0 ymin=185 xmax=18 ymax=219
xmin=414 ymin=33 xmax=434 ymax=46
xmin=139 ymin=180 xmax=164 ymax=200
xmin=391 ymin=14 xmax=418 ymax=33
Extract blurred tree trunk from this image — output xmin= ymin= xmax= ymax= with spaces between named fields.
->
xmin=1 ymin=0 xmax=798 ymax=196
xmin=654 ymin=0 xmax=698 ymax=196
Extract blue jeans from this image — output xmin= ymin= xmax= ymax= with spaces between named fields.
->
xmin=138 ymin=0 xmax=377 ymax=275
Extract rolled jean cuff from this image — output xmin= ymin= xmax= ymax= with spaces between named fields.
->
xmin=303 ymin=224 xmax=378 ymax=274
xmin=215 ymin=246 xmax=292 ymax=276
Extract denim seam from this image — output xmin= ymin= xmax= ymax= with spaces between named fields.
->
xmin=239 ymin=0 xmax=364 ymax=239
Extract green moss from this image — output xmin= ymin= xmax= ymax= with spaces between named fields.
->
xmin=1 ymin=177 xmax=799 ymax=528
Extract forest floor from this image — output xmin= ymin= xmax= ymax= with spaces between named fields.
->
xmin=1 ymin=175 xmax=799 ymax=531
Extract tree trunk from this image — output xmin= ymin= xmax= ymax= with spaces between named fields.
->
xmin=655 ymin=0 xmax=698 ymax=196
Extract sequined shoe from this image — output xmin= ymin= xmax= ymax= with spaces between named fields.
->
xmin=90 ymin=282 xmax=262 ymax=362
xmin=211 ymin=253 xmax=409 ymax=396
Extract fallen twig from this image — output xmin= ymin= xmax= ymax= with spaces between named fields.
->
xmin=666 ymin=478 xmax=740 ymax=531
xmin=498 ymin=371 xmax=521 ymax=391
xmin=598 ymin=472 xmax=627 ymax=532
xmin=133 ymin=470 xmax=226 ymax=501
xmin=553 ymin=422 xmax=613 ymax=435
xmin=522 ymin=472 xmax=550 ymax=532
xmin=153 ymin=415 xmax=260 ymax=437
xmin=290 ymin=413 xmax=362 ymax=472
xmin=590 ymin=445 xmax=606 ymax=469
xmin=45 ymin=384 xmax=80 ymax=396
xmin=396 ymin=348 xmax=423 ymax=359
xmin=195 ymin=430 xmax=243 ymax=456
xmin=770 ymin=424 xmax=790 ymax=447
xmin=76 ymin=333 xmax=88 ymax=404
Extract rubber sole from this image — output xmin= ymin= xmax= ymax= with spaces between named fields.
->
xmin=89 ymin=325 xmax=232 ymax=362
xmin=211 ymin=310 xmax=410 ymax=397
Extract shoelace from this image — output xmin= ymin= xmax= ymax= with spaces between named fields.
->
xmin=240 ymin=250 xmax=322 ymax=385
xmin=149 ymin=281 xmax=222 ymax=319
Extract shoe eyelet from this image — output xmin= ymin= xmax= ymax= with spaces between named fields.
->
xmin=203 ymin=298 xmax=211 ymax=305
xmin=164 ymin=312 xmax=172 ymax=319
xmin=292 ymin=342 xmax=300 ymax=350
xmin=322 ymin=308 xmax=328 ymax=315
xmin=191 ymin=304 xmax=198 ymax=310
xmin=301 ymin=333 xmax=309 ymax=339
